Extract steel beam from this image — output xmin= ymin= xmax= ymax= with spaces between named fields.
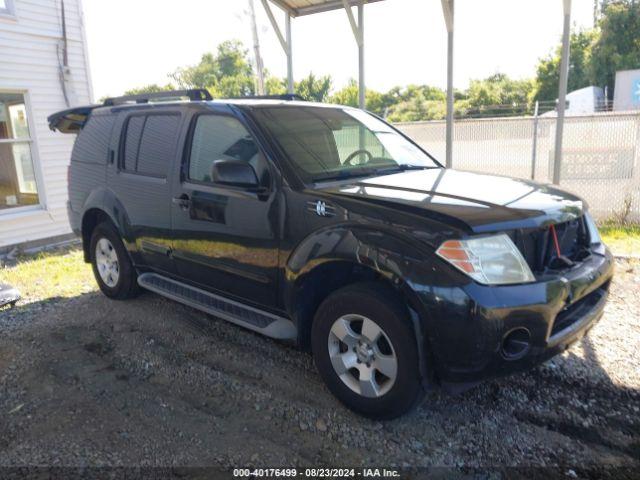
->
xmin=342 ymin=0 xmax=365 ymax=109
xmin=286 ymin=13 xmax=293 ymax=93
xmin=553 ymin=0 xmax=572 ymax=184
xmin=261 ymin=0 xmax=294 ymax=94
xmin=270 ymin=0 xmax=382 ymax=18
xmin=441 ymin=0 xmax=454 ymax=168
xmin=358 ymin=4 xmax=365 ymax=109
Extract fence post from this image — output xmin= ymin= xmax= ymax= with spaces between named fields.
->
xmin=530 ymin=100 xmax=539 ymax=180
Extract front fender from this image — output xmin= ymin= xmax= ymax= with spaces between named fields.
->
xmin=284 ymin=225 xmax=466 ymax=381
xmin=285 ymin=226 xmax=425 ymax=291
xmin=285 ymin=224 xmax=461 ymax=294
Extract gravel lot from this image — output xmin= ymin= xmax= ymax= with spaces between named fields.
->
xmin=0 ymin=255 xmax=639 ymax=473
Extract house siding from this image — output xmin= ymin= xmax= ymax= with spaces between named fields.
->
xmin=0 ymin=0 xmax=92 ymax=250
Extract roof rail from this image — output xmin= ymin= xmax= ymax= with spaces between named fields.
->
xmin=103 ymin=89 xmax=212 ymax=106
xmin=233 ymin=94 xmax=307 ymax=101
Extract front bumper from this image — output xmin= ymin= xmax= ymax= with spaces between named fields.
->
xmin=420 ymin=248 xmax=614 ymax=389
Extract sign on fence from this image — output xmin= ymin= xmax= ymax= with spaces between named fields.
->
xmin=549 ymin=148 xmax=635 ymax=180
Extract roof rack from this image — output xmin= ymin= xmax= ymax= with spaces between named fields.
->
xmin=102 ymin=89 xmax=212 ymax=106
xmin=233 ymin=94 xmax=307 ymax=101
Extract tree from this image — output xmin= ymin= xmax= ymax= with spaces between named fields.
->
xmin=531 ymin=29 xmax=596 ymax=103
xmin=461 ymin=73 xmax=534 ymax=116
xmin=590 ymin=0 xmax=640 ymax=96
xmin=264 ymin=72 xmax=332 ymax=102
xmin=384 ymin=84 xmax=446 ymax=122
xmin=124 ymin=84 xmax=175 ymax=96
xmin=328 ymin=80 xmax=394 ymax=117
xmin=295 ymin=73 xmax=332 ymax=102
xmin=169 ymin=40 xmax=255 ymax=98
xmin=329 ymin=79 xmax=359 ymax=107
xmin=264 ymin=75 xmax=287 ymax=95
xmin=532 ymin=1 xmax=640 ymax=103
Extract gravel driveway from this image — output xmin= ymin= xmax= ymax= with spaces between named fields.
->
xmin=0 ymin=258 xmax=638 ymax=473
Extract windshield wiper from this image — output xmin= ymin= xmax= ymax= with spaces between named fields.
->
xmin=313 ymin=168 xmax=378 ymax=183
xmin=373 ymin=164 xmax=438 ymax=175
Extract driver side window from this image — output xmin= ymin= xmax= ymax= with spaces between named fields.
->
xmin=332 ymin=125 xmax=387 ymax=164
xmin=188 ymin=114 xmax=268 ymax=185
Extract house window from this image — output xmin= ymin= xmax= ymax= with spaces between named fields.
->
xmin=0 ymin=0 xmax=16 ymax=17
xmin=0 ymin=92 xmax=40 ymax=211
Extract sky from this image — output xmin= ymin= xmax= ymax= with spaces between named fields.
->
xmin=83 ymin=0 xmax=595 ymax=101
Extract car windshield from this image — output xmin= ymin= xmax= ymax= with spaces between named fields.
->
xmin=251 ymin=106 xmax=441 ymax=183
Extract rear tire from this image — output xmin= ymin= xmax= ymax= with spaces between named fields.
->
xmin=311 ymin=283 xmax=425 ymax=419
xmin=90 ymin=222 xmax=140 ymax=300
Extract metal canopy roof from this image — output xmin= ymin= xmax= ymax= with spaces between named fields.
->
xmin=268 ymin=0 xmax=383 ymax=17
xmin=260 ymin=0 xmax=575 ymax=184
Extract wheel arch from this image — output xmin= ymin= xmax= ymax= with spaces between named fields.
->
xmin=284 ymin=225 xmax=438 ymax=385
xmin=79 ymin=188 xmax=132 ymax=262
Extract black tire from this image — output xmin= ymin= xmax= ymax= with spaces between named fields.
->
xmin=90 ymin=221 xmax=140 ymax=300
xmin=311 ymin=282 xmax=425 ymax=419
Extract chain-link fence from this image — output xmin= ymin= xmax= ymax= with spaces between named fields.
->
xmin=396 ymin=111 xmax=640 ymax=222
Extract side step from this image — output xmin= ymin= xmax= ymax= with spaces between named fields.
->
xmin=137 ymin=273 xmax=296 ymax=340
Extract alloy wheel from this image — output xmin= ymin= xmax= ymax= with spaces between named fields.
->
xmin=95 ymin=238 xmax=120 ymax=288
xmin=327 ymin=314 xmax=398 ymax=398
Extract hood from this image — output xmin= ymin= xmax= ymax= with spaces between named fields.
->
xmin=317 ymin=168 xmax=585 ymax=233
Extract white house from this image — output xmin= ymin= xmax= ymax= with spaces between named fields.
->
xmin=0 ymin=0 xmax=92 ymax=252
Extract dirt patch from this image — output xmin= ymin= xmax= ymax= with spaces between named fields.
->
xmin=0 ymin=259 xmax=638 ymax=469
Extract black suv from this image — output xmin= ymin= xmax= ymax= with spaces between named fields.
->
xmin=49 ymin=90 xmax=614 ymax=419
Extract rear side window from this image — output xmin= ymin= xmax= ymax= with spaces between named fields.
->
xmin=120 ymin=113 xmax=180 ymax=178
xmin=122 ymin=116 xmax=144 ymax=171
xmin=71 ymin=114 xmax=115 ymax=164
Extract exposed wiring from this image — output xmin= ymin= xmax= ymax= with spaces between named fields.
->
xmin=550 ymin=223 xmax=562 ymax=258
xmin=57 ymin=0 xmax=70 ymax=107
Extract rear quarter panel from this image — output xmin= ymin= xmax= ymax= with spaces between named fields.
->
xmin=68 ymin=112 xmax=115 ymax=231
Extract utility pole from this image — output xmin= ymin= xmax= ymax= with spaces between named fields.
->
xmin=248 ymin=0 xmax=265 ymax=95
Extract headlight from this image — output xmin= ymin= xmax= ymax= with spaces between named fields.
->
xmin=436 ymin=234 xmax=535 ymax=285
xmin=584 ymin=212 xmax=601 ymax=244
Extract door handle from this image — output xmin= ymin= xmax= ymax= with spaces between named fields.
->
xmin=172 ymin=194 xmax=191 ymax=210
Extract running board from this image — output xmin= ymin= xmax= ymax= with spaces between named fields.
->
xmin=137 ymin=273 xmax=296 ymax=340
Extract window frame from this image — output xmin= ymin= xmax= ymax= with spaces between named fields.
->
xmin=118 ymin=111 xmax=181 ymax=180
xmin=0 ymin=89 xmax=46 ymax=216
xmin=0 ymin=0 xmax=16 ymax=19
xmin=182 ymin=112 xmax=272 ymax=192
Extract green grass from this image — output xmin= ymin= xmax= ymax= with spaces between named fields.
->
xmin=599 ymin=224 xmax=640 ymax=257
xmin=0 ymin=247 xmax=96 ymax=304
xmin=0 ymin=223 xmax=637 ymax=308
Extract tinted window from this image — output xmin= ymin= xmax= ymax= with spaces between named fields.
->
xmin=188 ymin=115 xmax=265 ymax=184
xmin=137 ymin=115 xmax=180 ymax=177
xmin=122 ymin=116 xmax=144 ymax=171
xmin=71 ymin=114 xmax=115 ymax=165
xmin=121 ymin=114 xmax=180 ymax=178
xmin=251 ymin=106 xmax=438 ymax=182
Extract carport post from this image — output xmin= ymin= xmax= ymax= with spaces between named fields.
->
xmin=358 ymin=4 xmax=365 ymax=109
xmin=286 ymin=13 xmax=294 ymax=94
xmin=441 ymin=0 xmax=454 ymax=168
xmin=342 ymin=0 xmax=365 ymax=109
xmin=553 ymin=0 xmax=572 ymax=185
xmin=261 ymin=0 xmax=294 ymax=94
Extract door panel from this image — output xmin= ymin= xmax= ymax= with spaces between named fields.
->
xmin=170 ymin=112 xmax=280 ymax=308
xmin=107 ymin=111 xmax=182 ymax=274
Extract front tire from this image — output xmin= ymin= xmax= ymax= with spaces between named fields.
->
xmin=90 ymin=222 xmax=139 ymax=300
xmin=311 ymin=283 xmax=425 ymax=419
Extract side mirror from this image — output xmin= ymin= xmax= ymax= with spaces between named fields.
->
xmin=211 ymin=159 xmax=259 ymax=189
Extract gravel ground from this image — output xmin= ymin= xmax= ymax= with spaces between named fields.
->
xmin=0 ymin=258 xmax=638 ymax=473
